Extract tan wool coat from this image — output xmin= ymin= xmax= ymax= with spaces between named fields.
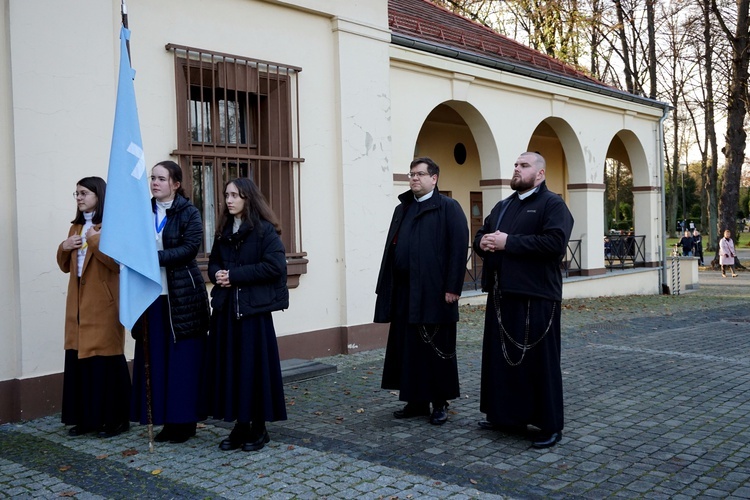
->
xmin=57 ymin=223 xmax=124 ymax=358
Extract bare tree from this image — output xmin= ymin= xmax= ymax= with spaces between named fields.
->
xmin=711 ymin=0 xmax=750 ymax=252
xmin=429 ymin=0 xmax=734 ymax=254
xmin=695 ymin=0 xmax=722 ymax=250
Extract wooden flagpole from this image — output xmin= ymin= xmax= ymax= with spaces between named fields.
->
xmin=121 ymin=0 xmax=154 ymax=453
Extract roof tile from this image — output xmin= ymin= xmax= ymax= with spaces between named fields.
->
xmin=389 ymin=0 xmax=607 ymax=87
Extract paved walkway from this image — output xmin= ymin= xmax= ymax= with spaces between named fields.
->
xmin=2 ymin=267 xmax=750 ymax=499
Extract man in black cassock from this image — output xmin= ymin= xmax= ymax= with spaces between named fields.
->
xmin=473 ymin=151 xmax=573 ymax=448
xmin=374 ymin=157 xmax=469 ymax=426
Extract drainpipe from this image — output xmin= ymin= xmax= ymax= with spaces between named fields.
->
xmin=657 ymin=104 xmax=670 ymax=293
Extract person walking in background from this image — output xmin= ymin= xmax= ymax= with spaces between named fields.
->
xmin=473 ymin=152 xmax=573 ymax=449
xmin=678 ymin=230 xmax=694 ymax=257
xmin=719 ymin=229 xmax=738 ymax=278
xmin=57 ymin=176 xmax=130 ymax=438
xmin=375 ymin=157 xmax=469 ymax=426
xmin=207 ymin=177 xmax=289 ymax=452
xmin=692 ymin=230 xmax=704 ymax=265
xmin=130 ymin=161 xmax=210 ymax=444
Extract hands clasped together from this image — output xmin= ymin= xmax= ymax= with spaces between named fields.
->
xmin=215 ymin=269 xmax=232 ymax=287
xmin=61 ymin=227 xmax=100 ymax=251
xmin=479 ymin=230 xmax=508 ymax=253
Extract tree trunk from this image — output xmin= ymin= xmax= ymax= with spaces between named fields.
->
xmin=614 ymin=0 xmax=635 ymax=94
xmin=646 ymin=0 xmax=657 ymax=99
xmin=713 ymin=0 xmax=750 ymax=241
xmin=703 ymin=0 xmax=719 ymax=251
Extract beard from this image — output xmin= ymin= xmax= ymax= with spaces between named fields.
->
xmin=510 ymin=175 xmax=535 ymax=192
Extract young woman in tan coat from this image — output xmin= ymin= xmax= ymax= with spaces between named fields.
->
xmin=57 ymin=176 xmax=130 ymax=438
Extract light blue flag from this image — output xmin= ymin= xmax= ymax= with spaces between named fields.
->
xmin=101 ymin=25 xmax=161 ymax=331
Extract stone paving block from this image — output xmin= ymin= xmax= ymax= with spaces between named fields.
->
xmin=6 ymin=299 xmax=750 ymax=498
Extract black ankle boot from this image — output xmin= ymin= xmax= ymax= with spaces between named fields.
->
xmin=220 ymin=422 xmax=250 ymax=451
xmin=241 ymin=421 xmax=268 ymax=452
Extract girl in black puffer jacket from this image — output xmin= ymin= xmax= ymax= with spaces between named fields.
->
xmin=207 ymin=177 xmax=288 ymax=452
xmin=130 ymin=161 xmax=210 ymax=444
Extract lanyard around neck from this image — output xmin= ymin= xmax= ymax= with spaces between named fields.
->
xmin=155 ymin=213 xmax=167 ymax=234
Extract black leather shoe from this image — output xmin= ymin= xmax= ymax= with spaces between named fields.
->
xmin=68 ymin=425 xmax=92 ymax=437
xmin=430 ymin=406 xmax=448 ymax=425
xmin=241 ymin=430 xmax=270 ymax=452
xmin=169 ymin=423 xmax=197 ymax=444
xmin=532 ymin=431 xmax=562 ymax=449
xmin=478 ymin=420 xmax=527 ymax=434
xmin=393 ymin=403 xmax=430 ymax=419
xmin=98 ymin=421 xmax=129 ymax=438
xmin=154 ymin=425 xmax=173 ymax=443
xmin=477 ymin=420 xmax=501 ymax=430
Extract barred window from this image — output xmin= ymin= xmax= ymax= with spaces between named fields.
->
xmin=167 ymin=44 xmax=307 ymax=285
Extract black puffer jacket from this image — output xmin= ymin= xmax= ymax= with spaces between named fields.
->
xmin=208 ymin=218 xmax=288 ymax=317
xmin=139 ymin=194 xmax=210 ymax=341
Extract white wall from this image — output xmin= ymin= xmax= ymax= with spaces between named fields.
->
xmin=0 ymin=0 xmax=20 ymax=381
xmin=3 ymin=0 xmax=390 ymax=382
xmin=8 ymin=0 xmax=117 ymax=378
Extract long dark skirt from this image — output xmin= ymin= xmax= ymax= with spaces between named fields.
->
xmin=130 ymin=296 xmax=207 ymax=425
xmin=207 ymin=309 xmax=287 ymax=424
xmin=381 ymin=277 xmax=460 ymax=403
xmin=480 ymin=292 xmax=564 ymax=433
xmin=61 ymin=350 xmax=131 ymax=428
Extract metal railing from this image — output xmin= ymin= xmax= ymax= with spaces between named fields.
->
xmin=562 ymin=239 xmax=581 ymax=277
xmin=604 ymin=234 xmax=646 ymax=269
xmin=464 ymin=246 xmax=482 ymax=291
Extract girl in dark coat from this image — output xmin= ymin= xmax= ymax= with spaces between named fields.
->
xmin=130 ymin=161 xmax=210 ymax=443
xmin=57 ymin=176 xmax=130 ymax=438
xmin=207 ymin=177 xmax=288 ymax=452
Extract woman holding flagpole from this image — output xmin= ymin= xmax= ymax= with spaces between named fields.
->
xmin=57 ymin=176 xmax=131 ymax=438
xmin=207 ymin=177 xmax=289 ymax=452
xmin=130 ymin=160 xmax=210 ymax=444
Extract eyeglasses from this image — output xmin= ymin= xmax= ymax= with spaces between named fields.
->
xmin=406 ymin=171 xmax=432 ymax=179
xmin=73 ymin=191 xmax=93 ymax=199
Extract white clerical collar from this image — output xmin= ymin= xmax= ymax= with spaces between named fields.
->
xmin=517 ymin=185 xmax=539 ymax=200
xmin=415 ymin=189 xmax=435 ymax=202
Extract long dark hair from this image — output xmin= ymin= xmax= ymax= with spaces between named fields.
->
xmin=153 ymin=160 xmax=187 ymax=199
xmin=216 ymin=177 xmax=281 ymax=236
xmin=71 ymin=176 xmax=106 ymax=225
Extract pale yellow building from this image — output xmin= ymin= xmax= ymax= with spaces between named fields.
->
xmin=0 ymin=0 xmax=670 ymax=422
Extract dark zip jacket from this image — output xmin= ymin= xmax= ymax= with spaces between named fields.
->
xmin=208 ymin=218 xmax=288 ymax=317
xmin=473 ymin=181 xmax=574 ymax=302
